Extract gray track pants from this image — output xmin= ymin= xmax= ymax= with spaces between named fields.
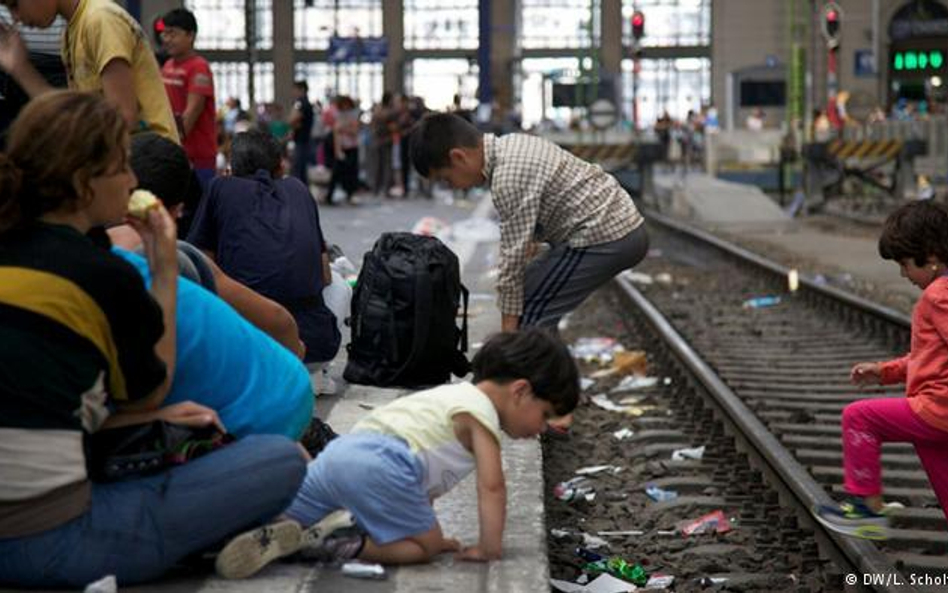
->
xmin=520 ymin=224 xmax=649 ymax=329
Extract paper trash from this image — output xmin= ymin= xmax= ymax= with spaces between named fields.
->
xmin=551 ymin=573 xmax=639 ymax=593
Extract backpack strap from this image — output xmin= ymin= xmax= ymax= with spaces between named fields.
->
xmin=390 ymin=257 xmax=433 ymax=382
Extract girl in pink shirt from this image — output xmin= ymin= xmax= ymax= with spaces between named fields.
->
xmin=816 ymin=201 xmax=948 ymax=539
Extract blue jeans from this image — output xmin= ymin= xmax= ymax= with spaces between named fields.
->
xmin=0 ymin=434 xmax=305 ymax=588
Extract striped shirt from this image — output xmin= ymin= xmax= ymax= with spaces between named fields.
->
xmin=483 ymin=133 xmax=644 ymax=316
xmin=0 ymin=224 xmax=166 ymax=538
xmin=0 ymin=8 xmax=66 ymax=55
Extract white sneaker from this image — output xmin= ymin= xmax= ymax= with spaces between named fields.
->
xmin=215 ymin=519 xmax=302 ymax=579
xmin=309 ymin=365 xmax=338 ymax=396
xmin=319 ymin=368 xmax=338 ymax=395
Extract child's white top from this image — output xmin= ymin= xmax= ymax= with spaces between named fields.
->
xmin=352 ymin=382 xmax=502 ymax=499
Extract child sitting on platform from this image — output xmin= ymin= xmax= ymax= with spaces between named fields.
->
xmin=214 ymin=328 xmax=579 ymax=578
xmin=815 ymin=201 xmax=948 ymax=539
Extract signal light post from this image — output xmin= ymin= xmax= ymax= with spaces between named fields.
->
xmin=821 ymin=3 xmax=842 ymax=130
xmin=631 ymin=10 xmax=644 ymax=131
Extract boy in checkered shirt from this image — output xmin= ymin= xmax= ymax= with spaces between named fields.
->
xmin=411 ymin=113 xmax=648 ymax=334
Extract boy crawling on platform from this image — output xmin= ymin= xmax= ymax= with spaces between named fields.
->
xmin=215 ymin=328 xmax=579 ymax=578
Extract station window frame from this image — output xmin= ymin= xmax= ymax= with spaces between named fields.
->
xmin=184 ymin=0 xmax=273 ymax=50
xmin=621 ymin=0 xmax=711 ymax=48
xmin=294 ymin=0 xmax=383 ymax=50
xmin=404 ymin=0 xmax=479 ymax=50
xmin=521 ymin=0 xmax=597 ymax=50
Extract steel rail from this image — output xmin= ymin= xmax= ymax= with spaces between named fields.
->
xmin=614 ymin=276 xmax=909 ymax=592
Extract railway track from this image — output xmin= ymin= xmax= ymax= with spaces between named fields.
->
xmin=608 ymin=211 xmax=948 ymax=591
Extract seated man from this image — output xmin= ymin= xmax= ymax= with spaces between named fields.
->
xmin=107 ymin=133 xmax=314 ymax=439
xmin=188 ymin=129 xmax=341 ymax=387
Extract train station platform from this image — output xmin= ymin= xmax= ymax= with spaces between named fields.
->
xmin=9 ymin=179 xmax=917 ymax=593
xmin=654 ymin=173 xmax=788 ymax=225
xmin=650 ymin=172 xmax=920 ymax=314
xmin=118 ymin=193 xmax=549 ymax=593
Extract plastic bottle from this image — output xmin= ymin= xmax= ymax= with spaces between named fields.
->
xmin=645 ymin=482 xmax=679 ymax=502
xmin=742 ymin=295 xmax=782 ymax=309
xmin=575 ymin=547 xmax=604 ymax=563
xmin=606 ymin=558 xmax=648 ymax=585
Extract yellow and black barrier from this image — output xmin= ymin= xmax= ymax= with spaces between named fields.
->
xmin=560 ymin=143 xmax=639 ymax=167
xmin=825 ymin=139 xmax=903 ymax=162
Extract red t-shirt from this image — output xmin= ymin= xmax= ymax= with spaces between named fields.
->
xmin=162 ymin=54 xmax=217 ymax=169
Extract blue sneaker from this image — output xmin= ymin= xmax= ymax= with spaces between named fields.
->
xmin=813 ymin=500 xmax=889 ymax=540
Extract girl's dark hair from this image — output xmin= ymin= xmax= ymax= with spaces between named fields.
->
xmin=472 ymin=328 xmax=579 ymax=416
xmin=878 ymin=201 xmax=948 ymax=266
xmin=0 ymin=91 xmax=128 ymax=234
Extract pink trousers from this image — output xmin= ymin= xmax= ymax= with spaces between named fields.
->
xmin=842 ymin=397 xmax=948 ymax=521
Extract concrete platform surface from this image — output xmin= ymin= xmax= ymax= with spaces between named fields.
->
xmin=649 ymin=174 xmax=919 ymax=308
xmin=1 ymin=193 xmax=549 ymax=593
xmin=655 ymin=173 xmax=789 ymax=224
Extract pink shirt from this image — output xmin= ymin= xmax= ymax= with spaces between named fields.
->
xmin=880 ymin=276 xmax=948 ymax=433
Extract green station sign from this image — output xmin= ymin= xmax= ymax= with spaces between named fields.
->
xmin=892 ymin=49 xmax=945 ymax=72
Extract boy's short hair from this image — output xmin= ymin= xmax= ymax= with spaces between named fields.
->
xmin=294 ymin=80 xmax=309 ymax=93
xmin=130 ymin=133 xmax=198 ymax=210
xmin=472 ymin=329 xmax=579 ymax=416
xmin=409 ymin=112 xmax=482 ymax=178
xmin=162 ymin=8 xmax=198 ymax=33
xmin=231 ymin=129 xmax=282 ymax=178
xmin=878 ymin=201 xmax=948 ymax=267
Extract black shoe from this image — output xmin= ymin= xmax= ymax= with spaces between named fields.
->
xmin=301 ymin=417 xmax=339 ymax=458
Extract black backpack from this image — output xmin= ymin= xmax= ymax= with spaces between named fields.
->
xmin=343 ymin=232 xmax=470 ymax=387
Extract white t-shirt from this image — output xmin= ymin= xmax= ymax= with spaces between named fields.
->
xmin=353 ymin=382 xmax=502 ymax=499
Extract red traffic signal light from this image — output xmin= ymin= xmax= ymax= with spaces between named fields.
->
xmin=631 ymin=11 xmax=645 ymax=40
xmin=821 ymin=3 xmax=841 ymax=47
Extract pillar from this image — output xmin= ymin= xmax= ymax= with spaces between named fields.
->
xmin=489 ymin=0 xmax=518 ymax=110
xmin=273 ymin=0 xmax=294 ymax=109
xmin=601 ymin=0 xmax=623 ymax=95
xmin=383 ymin=0 xmax=405 ymax=94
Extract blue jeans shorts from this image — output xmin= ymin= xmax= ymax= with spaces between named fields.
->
xmin=284 ymin=432 xmax=436 ymax=545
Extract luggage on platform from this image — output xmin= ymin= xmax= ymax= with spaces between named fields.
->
xmin=343 ymin=232 xmax=470 ymax=388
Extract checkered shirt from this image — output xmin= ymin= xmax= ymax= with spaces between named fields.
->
xmin=483 ymin=133 xmax=644 ymax=316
